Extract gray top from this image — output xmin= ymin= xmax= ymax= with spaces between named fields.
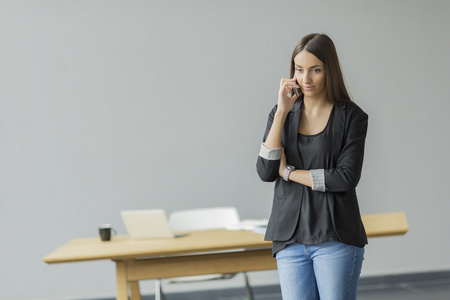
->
xmin=273 ymin=107 xmax=338 ymax=255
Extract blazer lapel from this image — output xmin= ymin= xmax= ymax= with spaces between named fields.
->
xmin=285 ymin=98 xmax=303 ymax=169
xmin=332 ymin=102 xmax=347 ymax=165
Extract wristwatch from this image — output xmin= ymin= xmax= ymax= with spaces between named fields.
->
xmin=283 ymin=165 xmax=295 ymax=181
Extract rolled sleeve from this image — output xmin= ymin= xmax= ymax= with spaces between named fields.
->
xmin=309 ymin=169 xmax=325 ymax=192
xmin=259 ymin=144 xmax=282 ymax=160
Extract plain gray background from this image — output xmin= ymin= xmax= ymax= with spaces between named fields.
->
xmin=1 ymin=1 xmax=449 ymax=299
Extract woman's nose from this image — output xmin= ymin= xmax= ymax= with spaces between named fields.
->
xmin=302 ymin=71 xmax=311 ymax=83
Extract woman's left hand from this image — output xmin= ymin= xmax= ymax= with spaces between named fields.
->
xmin=279 ymin=148 xmax=287 ymax=177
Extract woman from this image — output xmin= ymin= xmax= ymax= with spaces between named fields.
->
xmin=256 ymin=33 xmax=368 ymax=300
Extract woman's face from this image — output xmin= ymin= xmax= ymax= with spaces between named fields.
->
xmin=293 ymin=50 xmax=326 ymax=100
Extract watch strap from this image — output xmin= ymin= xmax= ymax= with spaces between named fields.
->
xmin=283 ymin=165 xmax=295 ymax=181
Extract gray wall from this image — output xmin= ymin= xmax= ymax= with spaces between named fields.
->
xmin=1 ymin=1 xmax=449 ymax=299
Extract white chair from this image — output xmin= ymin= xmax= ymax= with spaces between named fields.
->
xmin=154 ymin=207 xmax=254 ymax=300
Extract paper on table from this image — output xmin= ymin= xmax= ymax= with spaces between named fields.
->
xmin=252 ymin=225 xmax=267 ymax=235
xmin=226 ymin=219 xmax=268 ymax=231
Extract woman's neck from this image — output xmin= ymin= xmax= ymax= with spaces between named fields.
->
xmin=302 ymin=95 xmax=333 ymax=113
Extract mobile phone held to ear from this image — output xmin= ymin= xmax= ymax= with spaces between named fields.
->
xmin=291 ymin=86 xmax=300 ymax=97
xmin=290 ymin=77 xmax=300 ymax=97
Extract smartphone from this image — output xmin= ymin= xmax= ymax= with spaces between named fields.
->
xmin=291 ymin=77 xmax=300 ymax=97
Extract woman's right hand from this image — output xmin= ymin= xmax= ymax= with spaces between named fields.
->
xmin=262 ymin=77 xmax=300 ymax=150
xmin=277 ymin=77 xmax=300 ymax=113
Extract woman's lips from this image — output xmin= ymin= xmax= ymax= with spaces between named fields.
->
xmin=302 ymin=86 xmax=314 ymax=91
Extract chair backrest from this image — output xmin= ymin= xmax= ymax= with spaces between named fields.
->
xmin=169 ymin=207 xmax=240 ymax=232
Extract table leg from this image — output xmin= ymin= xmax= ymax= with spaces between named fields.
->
xmin=129 ymin=281 xmax=142 ymax=300
xmin=116 ymin=260 xmax=129 ymax=300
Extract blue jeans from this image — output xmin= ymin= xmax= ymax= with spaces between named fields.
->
xmin=276 ymin=241 xmax=364 ymax=300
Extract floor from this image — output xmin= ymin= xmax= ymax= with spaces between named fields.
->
xmin=356 ymin=271 xmax=450 ymax=300
xmin=93 ymin=271 xmax=450 ymax=300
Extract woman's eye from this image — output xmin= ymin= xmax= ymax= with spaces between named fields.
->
xmin=313 ymin=69 xmax=321 ymax=73
xmin=296 ymin=69 xmax=303 ymax=73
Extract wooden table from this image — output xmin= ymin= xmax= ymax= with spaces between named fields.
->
xmin=43 ymin=212 xmax=408 ymax=300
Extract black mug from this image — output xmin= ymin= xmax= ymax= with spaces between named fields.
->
xmin=99 ymin=224 xmax=116 ymax=242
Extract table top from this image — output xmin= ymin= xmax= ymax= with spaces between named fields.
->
xmin=43 ymin=211 xmax=408 ymax=264
xmin=43 ymin=229 xmax=271 ymax=264
xmin=361 ymin=211 xmax=408 ymax=238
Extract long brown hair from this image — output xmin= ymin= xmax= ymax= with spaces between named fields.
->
xmin=290 ymin=33 xmax=351 ymax=104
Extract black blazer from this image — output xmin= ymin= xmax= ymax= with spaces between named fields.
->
xmin=256 ymin=98 xmax=368 ymax=248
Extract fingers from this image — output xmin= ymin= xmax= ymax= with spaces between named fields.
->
xmin=279 ymin=77 xmax=300 ymax=95
xmin=280 ymin=77 xmax=299 ymax=87
xmin=277 ymin=77 xmax=300 ymax=113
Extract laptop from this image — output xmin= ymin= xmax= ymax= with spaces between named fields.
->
xmin=120 ymin=209 xmax=175 ymax=239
